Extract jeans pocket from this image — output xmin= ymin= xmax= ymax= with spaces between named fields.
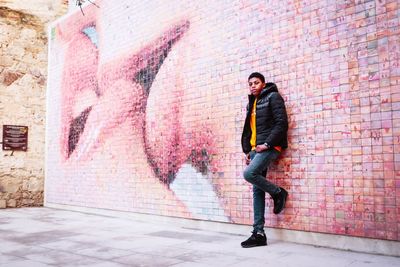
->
xmin=249 ymin=150 xmax=256 ymax=160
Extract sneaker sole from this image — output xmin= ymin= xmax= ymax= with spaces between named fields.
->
xmin=241 ymin=243 xmax=267 ymax=248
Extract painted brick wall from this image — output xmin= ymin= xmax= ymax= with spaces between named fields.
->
xmin=47 ymin=0 xmax=400 ymax=241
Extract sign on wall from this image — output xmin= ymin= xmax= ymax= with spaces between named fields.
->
xmin=2 ymin=125 xmax=28 ymax=151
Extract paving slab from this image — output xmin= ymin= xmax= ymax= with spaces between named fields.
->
xmin=0 ymin=207 xmax=399 ymax=267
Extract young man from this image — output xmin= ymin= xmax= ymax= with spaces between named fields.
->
xmin=241 ymin=72 xmax=289 ymax=248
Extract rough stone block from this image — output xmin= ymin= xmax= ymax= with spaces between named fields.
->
xmin=7 ymin=199 xmax=16 ymax=208
xmin=2 ymin=182 xmax=20 ymax=194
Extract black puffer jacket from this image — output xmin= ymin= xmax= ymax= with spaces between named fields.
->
xmin=241 ymin=83 xmax=288 ymax=154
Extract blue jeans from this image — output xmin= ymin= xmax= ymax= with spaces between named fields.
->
xmin=243 ymin=149 xmax=280 ymax=233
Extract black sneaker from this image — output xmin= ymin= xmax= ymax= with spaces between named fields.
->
xmin=241 ymin=232 xmax=267 ymax=248
xmin=273 ymin=187 xmax=288 ymax=214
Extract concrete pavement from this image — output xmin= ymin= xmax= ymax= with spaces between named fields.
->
xmin=0 ymin=207 xmax=399 ymax=267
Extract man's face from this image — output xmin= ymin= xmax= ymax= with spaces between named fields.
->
xmin=248 ymin=77 xmax=265 ymax=96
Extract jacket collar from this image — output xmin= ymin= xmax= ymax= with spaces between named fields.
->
xmin=259 ymin=83 xmax=278 ymax=97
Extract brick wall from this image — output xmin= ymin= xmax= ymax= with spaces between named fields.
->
xmin=0 ymin=0 xmax=68 ymax=208
xmin=47 ymin=0 xmax=400 ymax=241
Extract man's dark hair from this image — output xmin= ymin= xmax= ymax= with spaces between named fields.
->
xmin=248 ymin=72 xmax=265 ymax=83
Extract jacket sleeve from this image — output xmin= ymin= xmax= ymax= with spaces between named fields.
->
xmin=241 ymin=103 xmax=252 ymax=154
xmin=264 ymin=93 xmax=288 ymax=146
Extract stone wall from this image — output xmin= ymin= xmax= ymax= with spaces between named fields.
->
xmin=0 ymin=0 xmax=68 ymax=208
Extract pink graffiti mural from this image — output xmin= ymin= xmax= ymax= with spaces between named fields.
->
xmin=46 ymin=0 xmax=400 ymax=240
xmin=48 ymin=1 xmax=251 ymax=222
